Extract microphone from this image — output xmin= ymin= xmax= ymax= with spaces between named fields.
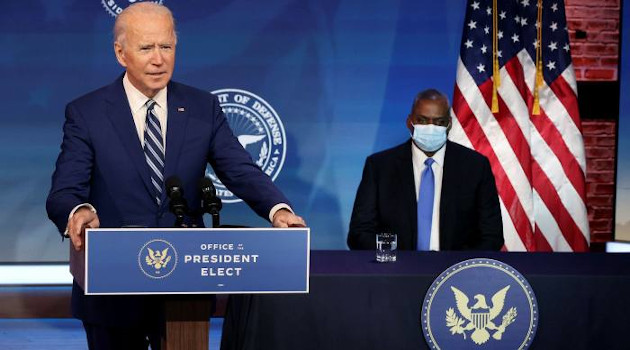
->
xmin=166 ymin=176 xmax=188 ymax=227
xmin=198 ymin=177 xmax=222 ymax=228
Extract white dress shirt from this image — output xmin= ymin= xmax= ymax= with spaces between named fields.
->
xmin=411 ymin=142 xmax=446 ymax=251
xmin=122 ymin=74 xmax=168 ymax=147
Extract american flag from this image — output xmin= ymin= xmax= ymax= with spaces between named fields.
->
xmin=449 ymin=0 xmax=589 ymax=251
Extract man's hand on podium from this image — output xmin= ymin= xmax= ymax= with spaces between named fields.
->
xmin=272 ymin=209 xmax=306 ymax=228
xmin=67 ymin=207 xmax=100 ymax=251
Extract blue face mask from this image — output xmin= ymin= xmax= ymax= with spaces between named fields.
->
xmin=411 ymin=124 xmax=448 ymax=152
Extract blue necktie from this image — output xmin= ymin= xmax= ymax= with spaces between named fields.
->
xmin=144 ymin=99 xmax=165 ymax=205
xmin=417 ymin=158 xmax=435 ymax=251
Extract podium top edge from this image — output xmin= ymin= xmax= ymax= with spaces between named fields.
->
xmin=85 ymin=227 xmax=310 ymax=232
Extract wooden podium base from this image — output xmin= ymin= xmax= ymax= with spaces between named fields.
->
xmin=162 ymin=297 xmax=214 ymax=350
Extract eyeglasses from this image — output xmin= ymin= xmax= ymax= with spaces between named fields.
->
xmin=410 ymin=115 xmax=450 ymax=127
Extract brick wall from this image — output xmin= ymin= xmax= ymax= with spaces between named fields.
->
xmin=566 ymin=0 xmax=620 ymax=81
xmin=565 ymin=0 xmax=620 ymax=246
xmin=583 ymin=120 xmax=616 ymax=244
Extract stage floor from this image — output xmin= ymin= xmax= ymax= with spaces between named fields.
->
xmin=0 ymin=318 xmax=224 ymax=350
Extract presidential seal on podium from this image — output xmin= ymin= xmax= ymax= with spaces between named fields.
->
xmin=138 ymin=239 xmax=179 ymax=279
xmin=421 ymin=258 xmax=538 ymax=349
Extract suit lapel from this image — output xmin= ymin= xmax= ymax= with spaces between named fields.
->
xmin=395 ymin=141 xmax=417 ymax=248
xmin=440 ymin=141 xmax=456 ymax=248
xmin=162 ymin=82 xmax=189 ymax=205
xmin=105 ymin=77 xmax=154 ymax=196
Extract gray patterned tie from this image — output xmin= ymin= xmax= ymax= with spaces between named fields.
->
xmin=144 ymin=99 xmax=165 ymax=205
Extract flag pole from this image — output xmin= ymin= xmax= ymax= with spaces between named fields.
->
xmin=491 ymin=0 xmax=500 ymax=113
xmin=533 ymin=0 xmax=544 ymax=115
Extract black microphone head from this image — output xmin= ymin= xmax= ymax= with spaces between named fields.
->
xmin=198 ymin=177 xmax=215 ymax=194
xmin=165 ymin=176 xmax=187 ymax=221
xmin=166 ymin=176 xmax=182 ymax=191
xmin=198 ymin=176 xmax=222 ymax=213
xmin=166 ymin=176 xmax=184 ymax=201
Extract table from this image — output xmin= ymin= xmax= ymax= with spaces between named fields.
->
xmin=221 ymin=250 xmax=630 ymax=350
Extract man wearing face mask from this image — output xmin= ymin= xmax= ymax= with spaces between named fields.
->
xmin=347 ymin=89 xmax=503 ymax=251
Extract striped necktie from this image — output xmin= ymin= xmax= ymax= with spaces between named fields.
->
xmin=144 ymin=99 xmax=165 ymax=205
xmin=417 ymin=157 xmax=435 ymax=251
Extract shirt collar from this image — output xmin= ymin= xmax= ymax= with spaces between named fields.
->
xmin=411 ymin=139 xmax=447 ymax=167
xmin=122 ymin=73 xmax=168 ymax=113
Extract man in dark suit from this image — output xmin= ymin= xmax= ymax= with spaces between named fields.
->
xmin=347 ymin=89 xmax=503 ymax=251
xmin=46 ymin=3 xmax=304 ymax=349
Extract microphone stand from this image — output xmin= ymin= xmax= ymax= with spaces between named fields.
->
xmin=165 ymin=176 xmax=189 ymax=228
xmin=173 ymin=211 xmax=185 ymax=228
xmin=163 ymin=177 xmax=214 ymax=350
xmin=199 ymin=177 xmax=223 ymax=228
xmin=207 ymin=198 xmax=222 ymax=228
xmin=169 ymin=193 xmax=187 ymax=228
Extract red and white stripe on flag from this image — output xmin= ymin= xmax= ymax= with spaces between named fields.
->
xmin=449 ymin=0 xmax=589 ymax=251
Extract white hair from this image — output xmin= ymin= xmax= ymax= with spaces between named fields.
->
xmin=113 ymin=2 xmax=177 ymax=47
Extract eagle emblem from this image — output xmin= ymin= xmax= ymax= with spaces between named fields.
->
xmin=237 ymin=134 xmax=268 ymax=168
xmin=145 ymin=247 xmax=172 ymax=272
xmin=446 ymin=285 xmax=517 ymax=345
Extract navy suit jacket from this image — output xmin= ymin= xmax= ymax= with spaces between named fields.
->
xmin=347 ymin=140 xmax=503 ymax=251
xmin=46 ymin=76 xmax=289 ymax=325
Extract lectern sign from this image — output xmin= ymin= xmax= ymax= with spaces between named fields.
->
xmin=84 ymin=228 xmax=310 ymax=295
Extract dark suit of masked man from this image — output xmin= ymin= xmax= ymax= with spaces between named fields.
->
xmin=348 ymin=89 xmax=503 ymax=251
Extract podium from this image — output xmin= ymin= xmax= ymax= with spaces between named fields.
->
xmin=163 ymin=296 xmax=214 ymax=349
xmin=222 ymin=250 xmax=630 ymax=350
xmin=82 ymin=228 xmax=310 ymax=350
